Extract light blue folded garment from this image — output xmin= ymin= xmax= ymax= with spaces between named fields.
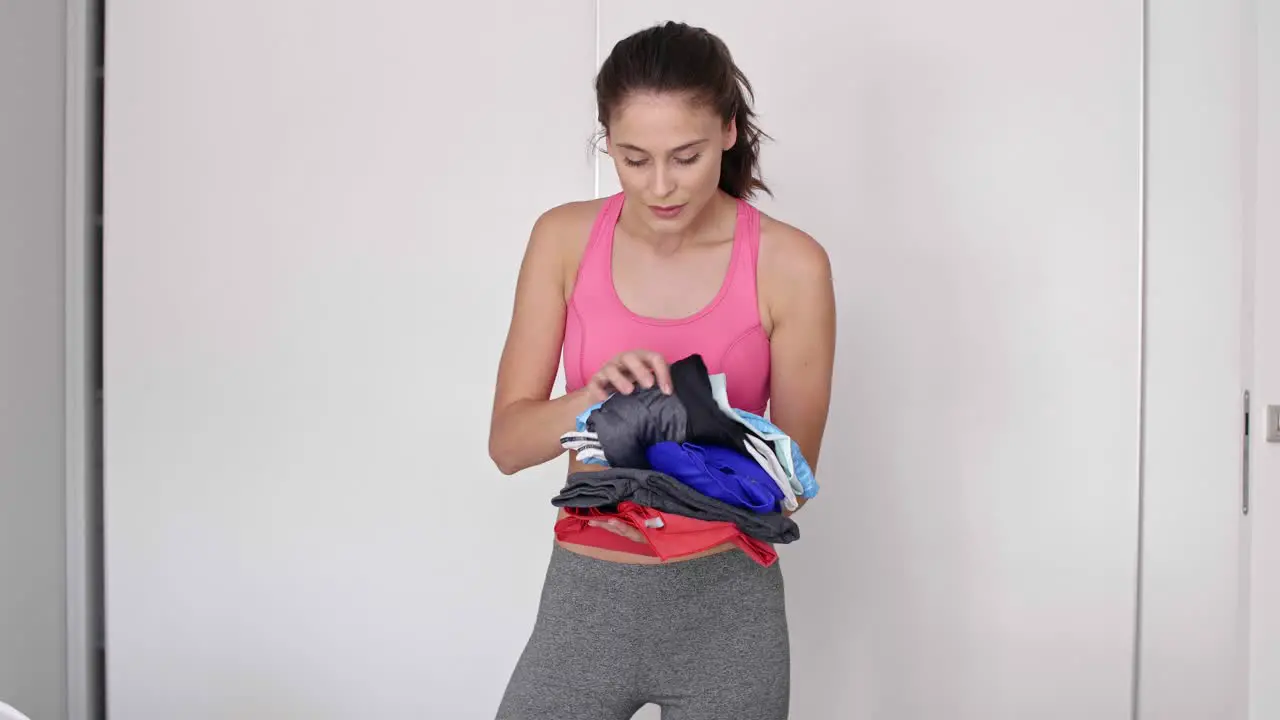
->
xmin=731 ymin=410 xmax=820 ymax=499
xmin=575 ymin=400 xmax=604 ymax=432
xmin=575 ymin=400 xmax=609 ymax=465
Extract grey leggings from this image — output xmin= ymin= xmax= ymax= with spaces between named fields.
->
xmin=495 ymin=544 xmax=790 ymax=720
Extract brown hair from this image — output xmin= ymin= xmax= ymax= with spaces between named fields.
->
xmin=594 ymin=21 xmax=771 ymax=200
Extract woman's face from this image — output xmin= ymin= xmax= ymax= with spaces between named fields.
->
xmin=605 ymin=92 xmax=737 ymax=232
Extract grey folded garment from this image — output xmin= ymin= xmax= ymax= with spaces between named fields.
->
xmin=586 ymin=387 xmax=689 ymax=469
xmin=551 ymin=467 xmax=799 ymax=544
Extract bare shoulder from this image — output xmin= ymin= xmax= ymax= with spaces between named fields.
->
xmin=758 ymin=212 xmax=832 ymax=283
xmin=757 ymin=212 xmax=834 ymax=325
xmin=530 ymin=198 xmax=605 ymax=255
xmin=528 ymin=198 xmax=607 ymax=297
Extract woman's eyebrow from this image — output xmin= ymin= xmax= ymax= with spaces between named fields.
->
xmin=614 ymin=138 xmax=710 ymax=154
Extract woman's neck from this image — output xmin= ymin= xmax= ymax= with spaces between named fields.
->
xmin=617 ymin=191 xmax=736 ymax=253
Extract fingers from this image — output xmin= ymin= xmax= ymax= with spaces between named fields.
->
xmin=584 ymin=374 xmax=612 ymax=402
xmin=603 ymin=362 xmax=635 ymax=394
xmin=620 ymin=353 xmax=655 ymax=390
xmin=595 ymin=350 xmax=672 ymax=396
xmin=645 ymin=352 xmax=673 ymax=395
xmin=587 ymin=519 xmax=647 ymax=544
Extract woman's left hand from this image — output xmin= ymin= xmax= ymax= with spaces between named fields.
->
xmin=588 ymin=518 xmax=647 ymax=544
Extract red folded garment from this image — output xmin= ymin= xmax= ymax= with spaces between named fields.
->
xmin=555 ymin=501 xmax=778 ymax=567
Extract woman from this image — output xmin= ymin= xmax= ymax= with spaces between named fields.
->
xmin=488 ymin=21 xmax=836 ymax=720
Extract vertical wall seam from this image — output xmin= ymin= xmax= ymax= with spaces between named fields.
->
xmin=1131 ymin=0 xmax=1149 ymax=716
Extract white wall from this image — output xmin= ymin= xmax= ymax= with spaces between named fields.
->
xmin=103 ymin=3 xmax=594 ymax=717
xmin=1138 ymin=0 xmax=1252 ymax=717
xmin=0 ymin=1 xmax=71 ymax=718
xmin=1250 ymin=0 xmax=1280 ymax=715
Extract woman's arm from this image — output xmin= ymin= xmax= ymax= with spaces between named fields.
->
xmin=760 ymin=220 xmax=837 ymax=513
xmin=488 ymin=205 xmax=597 ymax=475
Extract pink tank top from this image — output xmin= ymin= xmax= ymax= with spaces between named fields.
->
xmin=563 ymin=193 xmax=771 ymax=415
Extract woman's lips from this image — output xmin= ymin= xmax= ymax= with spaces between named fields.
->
xmin=649 ymin=204 xmax=685 ymax=219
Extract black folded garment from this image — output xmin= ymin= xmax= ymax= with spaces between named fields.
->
xmin=552 ymin=467 xmax=799 ymax=545
xmin=668 ymin=354 xmax=760 ymax=454
xmin=586 ymin=386 xmax=688 ymax=469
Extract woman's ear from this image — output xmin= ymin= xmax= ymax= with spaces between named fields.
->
xmin=723 ymin=116 xmax=739 ymax=151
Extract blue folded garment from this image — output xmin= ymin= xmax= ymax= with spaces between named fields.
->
xmin=645 ymin=441 xmax=783 ymax=514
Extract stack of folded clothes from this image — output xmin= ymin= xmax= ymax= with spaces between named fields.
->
xmin=552 ymin=354 xmax=821 ymax=567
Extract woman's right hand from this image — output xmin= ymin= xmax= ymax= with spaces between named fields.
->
xmin=584 ymin=349 xmax=673 ymax=401
xmin=587 ymin=518 xmax=649 ymax=544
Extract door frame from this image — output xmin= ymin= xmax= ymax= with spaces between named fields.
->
xmin=64 ymin=0 xmax=102 ymax=718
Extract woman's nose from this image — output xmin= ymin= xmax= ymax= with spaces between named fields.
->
xmin=650 ymin=166 xmax=675 ymax=197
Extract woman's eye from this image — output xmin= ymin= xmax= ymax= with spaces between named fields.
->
xmin=674 ymin=153 xmax=702 ymax=166
xmin=623 ymin=157 xmax=648 ymax=167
